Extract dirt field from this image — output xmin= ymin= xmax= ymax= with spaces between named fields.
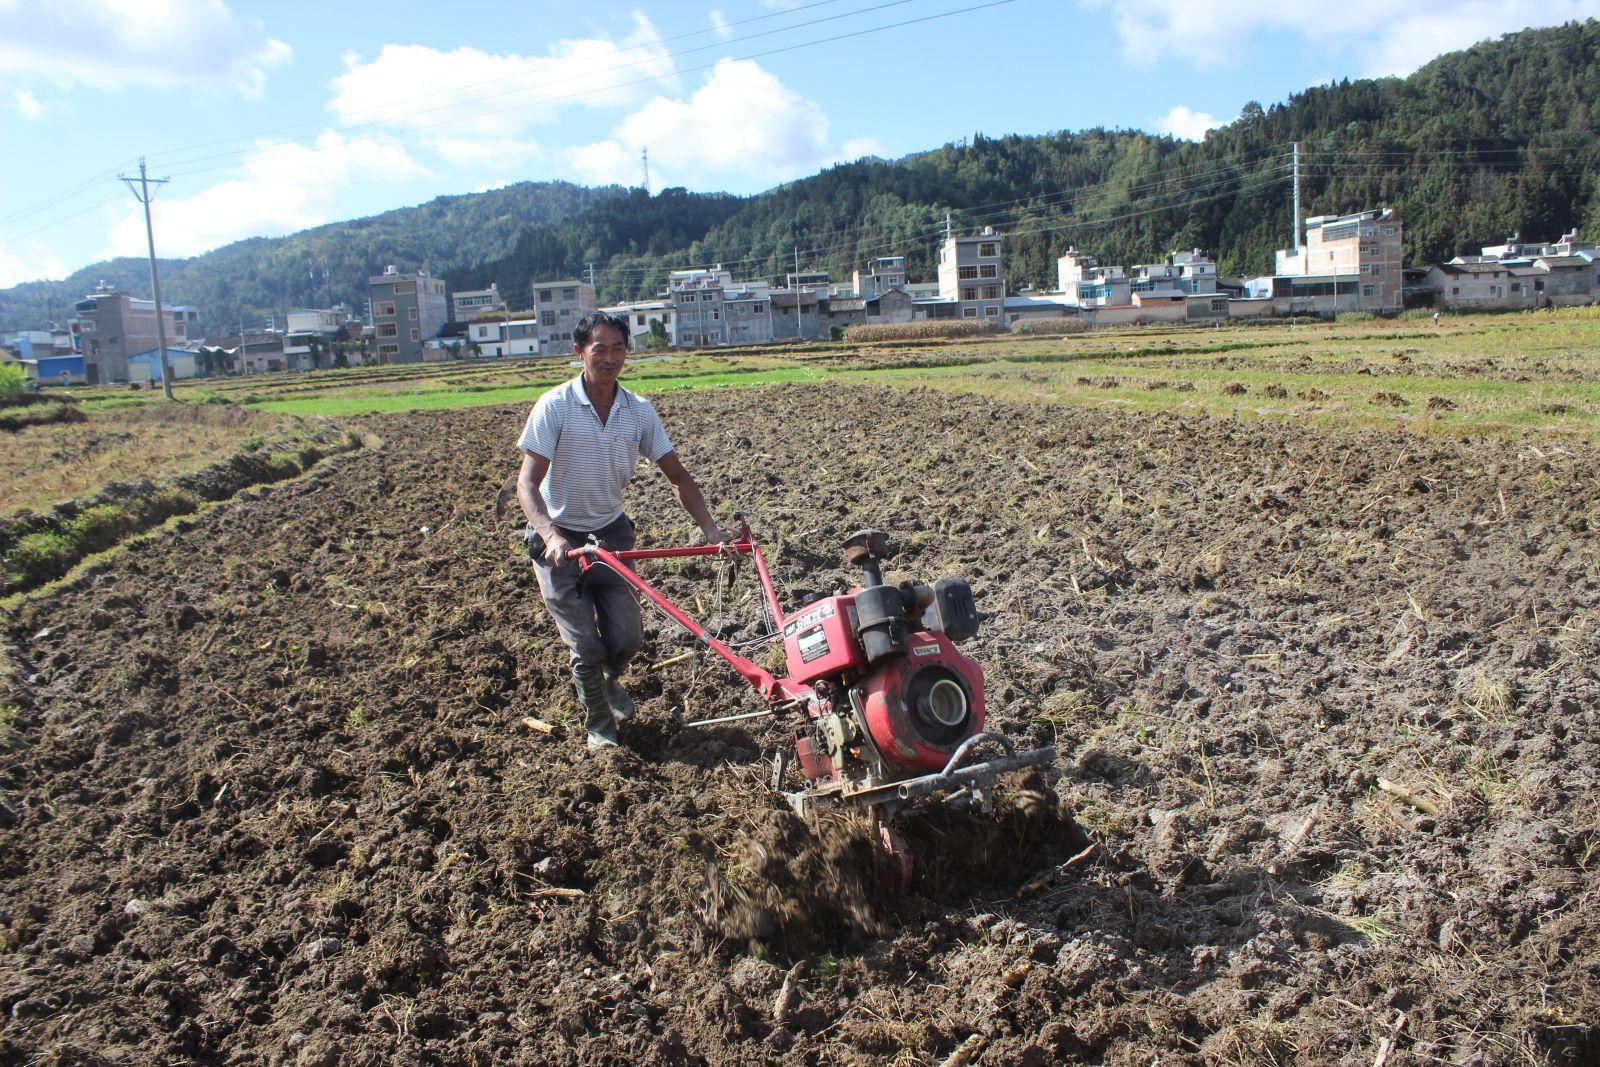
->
xmin=2 ymin=383 xmax=1597 ymax=1065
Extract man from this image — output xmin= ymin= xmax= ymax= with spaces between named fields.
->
xmin=516 ymin=311 xmax=729 ymax=753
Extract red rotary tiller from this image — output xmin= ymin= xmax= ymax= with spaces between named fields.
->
xmin=567 ymin=516 xmax=1054 ymax=858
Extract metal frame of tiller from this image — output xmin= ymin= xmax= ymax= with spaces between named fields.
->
xmin=567 ymin=515 xmax=1054 ymax=818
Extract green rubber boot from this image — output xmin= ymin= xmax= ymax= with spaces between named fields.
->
xmin=602 ymin=662 xmax=636 ymax=723
xmin=572 ymin=666 xmax=619 ymax=752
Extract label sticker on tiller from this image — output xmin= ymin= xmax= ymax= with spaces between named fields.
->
xmin=912 ymin=643 xmax=940 ymax=657
xmin=797 ymin=625 xmax=831 ymax=663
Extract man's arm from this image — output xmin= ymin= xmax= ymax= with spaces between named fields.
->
xmin=517 ymin=452 xmax=572 ymax=566
xmin=656 ymin=451 xmax=728 ymax=543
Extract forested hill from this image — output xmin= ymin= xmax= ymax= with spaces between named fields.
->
xmin=0 ymin=181 xmax=623 ymax=333
xmin=6 ymin=19 xmax=1600 ymax=331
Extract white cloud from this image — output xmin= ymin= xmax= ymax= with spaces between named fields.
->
xmin=428 ymin=135 xmax=544 ymax=169
xmin=1086 ymin=0 xmax=1600 ymax=75
xmin=710 ymin=10 xmax=734 ymax=40
xmin=472 ymin=178 xmax=511 ymax=194
xmin=100 ymin=131 xmax=427 ymax=259
xmin=327 ymin=14 xmax=673 ymax=150
xmin=13 ymin=89 xmax=44 ymax=119
xmin=1153 ymin=105 xmax=1219 ymax=142
xmin=568 ymin=59 xmax=880 ymax=188
xmin=0 ymin=237 xmax=67 ymax=288
xmin=0 ymin=0 xmax=290 ymax=95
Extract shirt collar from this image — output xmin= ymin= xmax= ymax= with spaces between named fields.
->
xmin=570 ymin=373 xmax=629 ymax=409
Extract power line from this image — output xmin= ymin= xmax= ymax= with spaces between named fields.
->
xmin=154 ymin=0 xmax=979 ymax=178
xmin=137 ymin=0 xmax=864 ymax=166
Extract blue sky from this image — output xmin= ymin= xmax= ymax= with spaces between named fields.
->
xmin=3 ymin=0 xmax=1598 ymax=287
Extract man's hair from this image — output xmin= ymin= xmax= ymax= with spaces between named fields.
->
xmin=573 ymin=311 xmax=631 ymax=348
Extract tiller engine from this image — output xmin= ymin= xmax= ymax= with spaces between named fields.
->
xmin=566 ymin=518 xmax=1054 ymax=844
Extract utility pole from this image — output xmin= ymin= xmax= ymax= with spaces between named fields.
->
xmin=119 ymin=158 xmax=174 ymax=400
xmin=944 ymin=210 xmax=953 ymax=242
xmin=585 ymin=262 xmax=595 ymax=288
xmin=641 ymin=146 xmax=650 ymax=195
xmin=1292 ymin=142 xmax=1301 ymax=253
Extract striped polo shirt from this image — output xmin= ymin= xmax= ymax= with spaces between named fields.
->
xmin=516 ymin=375 xmax=674 ymax=533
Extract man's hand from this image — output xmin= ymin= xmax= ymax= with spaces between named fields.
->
xmin=701 ymin=525 xmax=738 ymax=551
xmin=543 ymin=532 xmax=573 ymax=567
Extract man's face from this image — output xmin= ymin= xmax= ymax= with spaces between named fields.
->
xmin=576 ymin=324 xmax=627 ymax=385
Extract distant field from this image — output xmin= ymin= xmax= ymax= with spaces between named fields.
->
xmin=22 ymin=308 xmax=1599 ymax=518
xmin=188 ymin=308 xmax=1600 ymax=436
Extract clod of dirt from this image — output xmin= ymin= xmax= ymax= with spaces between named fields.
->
xmin=1264 ymin=384 xmax=1289 ymax=399
xmin=1369 ymin=390 xmax=1410 ymax=407
xmin=1426 ymin=396 xmax=1456 ymax=411
xmin=1222 ymin=382 xmax=1248 ymax=396
xmin=1299 ymin=387 xmax=1330 ymax=400
xmin=697 ymin=809 xmax=885 ymax=954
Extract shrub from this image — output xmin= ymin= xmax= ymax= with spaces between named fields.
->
xmin=1013 ymin=318 xmax=1088 ymax=335
xmin=296 ymin=444 xmax=325 ymax=470
xmin=65 ymin=504 xmax=136 ymax=554
xmin=842 ymin=320 xmax=1000 ymax=342
xmin=829 ymin=325 xmax=845 ymax=341
xmin=0 ymin=362 xmax=23 ymax=399
xmin=7 ymin=531 xmax=76 ymax=586
xmin=264 ymin=452 xmax=303 ymax=480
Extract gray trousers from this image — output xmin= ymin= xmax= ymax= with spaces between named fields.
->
xmin=534 ymin=513 xmax=645 ymax=671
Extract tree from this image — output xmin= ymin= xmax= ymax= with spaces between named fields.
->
xmin=647 ymin=318 xmax=669 ymax=350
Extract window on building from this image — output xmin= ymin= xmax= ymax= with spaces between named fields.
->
xmin=1211 ymin=298 xmax=1228 ymax=312
xmin=1451 ymin=287 xmax=1460 ymax=295
xmin=1384 ymin=226 xmax=1397 ymax=235
xmin=377 ymin=323 xmax=398 ymax=338
xmin=711 ymin=310 xmax=720 ymax=320
xmin=1510 ymin=282 xmax=1522 ymax=293
xmin=636 ymin=315 xmax=646 ymax=326
xmin=959 ymin=265 xmax=978 ymax=280
xmin=978 ymin=242 xmax=998 ymax=258
xmin=1362 ymin=285 xmax=1375 ymax=297
xmin=378 ymin=343 xmax=400 ymax=357
xmin=410 ymin=328 xmax=420 ymax=341
xmin=374 ymin=302 xmax=396 ymax=318
xmin=961 ymin=287 xmax=978 ymax=301
xmin=962 ymin=307 xmax=978 ymax=318
xmin=982 ymin=285 xmax=1001 ymax=299
xmin=408 ymin=306 xmax=419 ymax=320
xmin=984 ymin=306 xmax=999 ymax=317
xmin=753 ymin=303 xmax=764 ymax=313
xmin=979 ymin=264 xmax=998 ymax=279
xmin=393 ymin=282 xmax=415 ymax=295
xmin=563 ymin=288 xmax=577 ymax=300
xmin=538 ymin=290 xmax=553 ymax=303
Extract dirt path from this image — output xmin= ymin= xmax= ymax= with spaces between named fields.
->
xmin=2 ymin=384 xmax=1596 ymax=1065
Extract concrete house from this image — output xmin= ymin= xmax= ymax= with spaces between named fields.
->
xmin=369 ymin=267 xmax=449 ymax=364
xmin=70 ymin=285 xmax=201 ymax=384
xmin=771 ymin=290 xmax=822 ymax=341
xmin=531 ymin=280 xmax=598 ymax=352
xmin=602 ymin=300 xmax=678 ymax=351
xmin=1057 ymin=248 xmax=1130 ymax=307
xmin=852 ymin=257 xmax=909 ymax=298
xmin=1266 ymin=208 xmax=1404 ymax=314
xmin=671 ymin=266 xmax=731 ymax=348
xmin=938 ymin=227 xmax=1006 ymax=322
xmin=1423 ymin=230 xmax=1597 ymax=310
xmin=452 ymin=284 xmax=505 ymax=322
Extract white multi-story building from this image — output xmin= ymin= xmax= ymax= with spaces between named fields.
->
xmin=1057 ymin=248 xmax=1129 ymax=307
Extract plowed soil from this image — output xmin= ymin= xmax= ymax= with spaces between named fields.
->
xmin=3 ymin=383 xmax=1597 ymax=1066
